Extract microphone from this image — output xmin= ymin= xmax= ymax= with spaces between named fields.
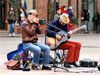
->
xmin=37 ymin=19 xmax=46 ymax=25
xmin=37 ymin=19 xmax=45 ymax=21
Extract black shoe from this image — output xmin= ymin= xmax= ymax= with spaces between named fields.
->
xmin=22 ymin=68 xmax=30 ymax=71
xmin=42 ymin=65 xmax=52 ymax=70
xmin=32 ymin=65 xmax=40 ymax=70
xmin=64 ymin=62 xmax=71 ymax=68
xmin=71 ymin=62 xmax=80 ymax=67
xmin=84 ymin=32 xmax=89 ymax=34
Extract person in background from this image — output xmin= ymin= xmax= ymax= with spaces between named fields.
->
xmin=92 ymin=10 xmax=100 ymax=33
xmin=18 ymin=8 xmax=27 ymax=27
xmin=83 ymin=9 xmax=90 ymax=34
xmin=67 ymin=6 xmax=74 ymax=22
xmin=22 ymin=9 xmax=51 ymax=70
xmin=96 ymin=9 xmax=100 ymax=33
xmin=46 ymin=13 xmax=81 ymax=68
xmin=6 ymin=6 xmax=17 ymax=36
xmin=92 ymin=12 xmax=98 ymax=33
xmin=54 ymin=8 xmax=61 ymax=20
xmin=60 ymin=5 xmax=68 ymax=14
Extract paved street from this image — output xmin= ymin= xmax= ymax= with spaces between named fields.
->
xmin=0 ymin=32 xmax=100 ymax=75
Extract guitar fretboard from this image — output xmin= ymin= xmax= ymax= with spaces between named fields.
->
xmin=68 ymin=25 xmax=86 ymax=34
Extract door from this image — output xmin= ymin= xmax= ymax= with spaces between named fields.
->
xmin=88 ymin=0 xmax=95 ymax=30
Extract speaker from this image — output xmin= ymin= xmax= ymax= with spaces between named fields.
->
xmin=98 ymin=65 xmax=100 ymax=71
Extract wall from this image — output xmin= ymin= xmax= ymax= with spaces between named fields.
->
xmin=78 ymin=0 xmax=82 ymax=26
xmin=4 ymin=0 xmax=9 ymax=30
xmin=25 ymin=0 xmax=33 ymax=12
xmin=26 ymin=0 xmax=48 ymax=21
xmin=36 ymin=0 xmax=48 ymax=34
xmin=70 ymin=0 xmax=77 ymax=17
xmin=98 ymin=0 xmax=100 ymax=9
xmin=59 ymin=0 xmax=68 ymax=8
xmin=88 ymin=0 xmax=95 ymax=30
xmin=36 ymin=0 xmax=48 ymax=20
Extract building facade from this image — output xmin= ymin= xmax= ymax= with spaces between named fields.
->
xmin=32 ymin=0 xmax=100 ymax=31
xmin=1 ymin=0 xmax=100 ymax=31
xmin=49 ymin=0 xmax=100 ymax=30
xmin=0 ymin=0 xmax=6 ymax=30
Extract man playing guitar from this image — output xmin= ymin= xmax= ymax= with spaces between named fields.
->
xmin=46 ymin=13 xmax=81 ymax=68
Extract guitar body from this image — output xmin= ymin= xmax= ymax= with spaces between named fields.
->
xmin=47 ymin=36 xmax=68 ymax=49
xmin=57 ymin=36 xmax=68 ymax=47
xmin=47 ymin=37 xmax=58 ymax=46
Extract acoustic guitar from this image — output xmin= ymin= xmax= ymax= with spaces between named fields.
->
xmin=47 ymin=25 xmax=86 ymax=49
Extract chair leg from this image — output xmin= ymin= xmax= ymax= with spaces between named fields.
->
xmin=24 ymin=50 xmax=45 ymax=70
xmin=52 ymin=49 xmax=69 ymax=72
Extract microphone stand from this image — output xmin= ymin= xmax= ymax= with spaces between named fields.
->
xmin=39 ymin=19 xmax=68 ymax=33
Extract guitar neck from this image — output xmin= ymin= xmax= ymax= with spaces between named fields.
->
xmin=68 ymin=25 xmax=86 ymax=34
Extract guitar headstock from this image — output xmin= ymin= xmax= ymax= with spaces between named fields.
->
xmin=69 ymin=25 xmax=87 ymax=34
xmin=81 ymin=25 xmax=87 ymax=30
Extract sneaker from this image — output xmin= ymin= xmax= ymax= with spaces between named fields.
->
xmin=12 ymin=33 xmax=15 ymax=36
xmin=64 ymin=62 xmax=71 ymax=68
xmin=9 ymin=34 xmax=12 ymax=36
xmin=32 ymin=65 xmax=40 ymax=70
xmin=42 ymin=65 xmax=52 ymax=70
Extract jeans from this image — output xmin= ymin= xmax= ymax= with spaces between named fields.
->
xmin=84 ymin=21 xmax=89 ymax=33
xmin=19 ymin=21 xmax=23 ymax=27
xmin=9 ymin=20 xmax=15 ymax=34
xmin=23 ymin=42 xmax=50 ymax=66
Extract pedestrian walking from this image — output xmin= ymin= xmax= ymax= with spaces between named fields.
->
xmin=5 ymin=6 xmax=17 ymax=36
xmin=83 ymin=9 xmax=90 ymax=34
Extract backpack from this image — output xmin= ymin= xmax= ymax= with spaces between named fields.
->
xmin=4 ymin=59 xmax=20 ymax=70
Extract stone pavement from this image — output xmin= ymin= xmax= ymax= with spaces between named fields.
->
xmin=0 ymin=31 xmax=100 ymax=75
